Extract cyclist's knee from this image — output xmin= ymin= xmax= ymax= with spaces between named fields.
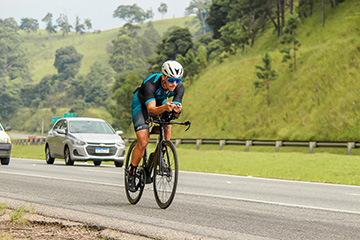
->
xmin=137 ymin=137 xmax=149 ymax=149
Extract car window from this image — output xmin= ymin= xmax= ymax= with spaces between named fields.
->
xmin=60 ymin=120 xmax=68 ymax=132
xmin=69 ymin=121 xmax=115 ymax=134
xmin=53 ymin=120 xmax=63 ymax=130
xmin=0 ymin=125 xmax=3 ymax=131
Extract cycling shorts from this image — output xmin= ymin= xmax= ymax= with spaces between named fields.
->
xmin=132 ymin=92 xmax=150 ymax=132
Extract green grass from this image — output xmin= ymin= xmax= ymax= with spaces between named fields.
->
xmin=172 ymin=0 xmax=360 ymax=142
xmin=11 ymin=145 xmax=45 ymax=160
xmin=11 ymin=144 xmax=360 ymax=186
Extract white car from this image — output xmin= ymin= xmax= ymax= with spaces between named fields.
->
xmin=0 ymin=123 xmax=11 ymax=165
xmin=45 ymin=117 xmax=125 ymax=167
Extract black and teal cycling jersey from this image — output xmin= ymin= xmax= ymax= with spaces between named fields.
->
xmin=132 ymin=73 xmax=185 ymax=132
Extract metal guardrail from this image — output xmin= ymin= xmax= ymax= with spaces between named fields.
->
xmin=124 ymin=138 xmax=358 ymax=155
xmin=13 ymin=137 xmax=358 ymax=155
xmin=12 ymin=137 xmax=46 ymax=145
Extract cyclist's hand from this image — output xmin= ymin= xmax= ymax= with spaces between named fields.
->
xmin=174 ymin=103 xmax=182 ymax=113
xmin=164 ymin=102 xmax=175 ymax=112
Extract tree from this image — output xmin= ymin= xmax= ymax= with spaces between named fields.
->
xmin=109 ymin=34 xmax=138 ymax=73
xmin=298 ymin=0 xmax=315 ymax=18
xmin=207 ymin=0 xmax=273 ymax=51
xmin=219 ymin=21 xmax=248 ymax=54
xmin=56 ymin=13 xmax=72 ymax=37
xmin=185 ymin=0 xmax=212 ymax=35
xmin=280 ymin=15 xmax=301 ymax=71
xmin=0 ymin=86 xmax=22 ymax=121
xmin=75 ymin=16 xmax=85 ymax=35
xmin=3 ymin=18 xmax=18 ymax=31
xmin=254 ymin=53 xmax=277 ymax=106
xmin=84 ymin=18 xmax=92 ymax=31
xmin=158 ymin=2 xmax=168 ymax=19
xmin=109 ymin=23 xmax=157 ymax=73
xmin=0 ymin=19 xmax=31 ymax=83
xmin=206 ymin=0 xmax=231 ymax=39
xmin=149 ymin=27 xmax=193 ymax=71
xmin=83 ymin=62 xmax=112 ymax=105
xmin=54 ymin=46 xmax=83 ymax=79
xmin=111 ymin=72 xmax=143 ymax=129
xmin=42 ymin=13 xmax=56 ymax=39
xmin=19 ymin=18 xmax=39 ymax=39
xmin=113 ymin=4 xmax=153 ymax=24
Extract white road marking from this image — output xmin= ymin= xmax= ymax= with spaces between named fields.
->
xmin=1 ymin=170 xmax=359 ymax=216
xmin=0 ymin=170 xmax=123 ymax=187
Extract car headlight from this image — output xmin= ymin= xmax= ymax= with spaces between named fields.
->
xmin=73 ymin=139 xmax=86 ymax=145
xmin=0 ymin=138 xmax=10 ymax=144
xmin=116 ymin=140 xmax=125 ymax=148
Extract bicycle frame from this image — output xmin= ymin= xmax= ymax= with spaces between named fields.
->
xmin=143 ymin=117 xmax=191 ymax=176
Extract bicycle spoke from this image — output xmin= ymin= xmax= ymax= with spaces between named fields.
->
xmin=153 ymin=140 xmax=178 ymax=209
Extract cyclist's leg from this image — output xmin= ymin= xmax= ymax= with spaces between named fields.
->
xmin=131 ymin=94 xmax=150 ymax=167
xmin=131 ymin=129 xmax=149 ymax=167
xmin=164 ymin=125 xmax=172 ymax=140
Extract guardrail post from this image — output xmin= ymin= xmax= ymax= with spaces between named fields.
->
xmin=196 ymin=139 xmax=202 ymax=150
xmin=219 ymin=140 xmax=226 ymax=150
xmin=347 ymin=142 xmax=355 ymax=155
xmin=276 ymin=141 xmax=282 ymax=152
xmin=175 ymin=139 xmax=181 ymax=148
xmin=309 ymin=141 xmax=316 ymax=154
xmin=246 ymin=140 xmax=252 ymax=152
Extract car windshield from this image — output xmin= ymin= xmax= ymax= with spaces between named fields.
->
xmin=69 ymin=121 xmax=115 ymax=134
xmin=0 ymin=125 xmax=3 ymax=131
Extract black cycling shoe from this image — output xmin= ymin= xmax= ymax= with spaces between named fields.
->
xmin=127 ymin=173 xmax=137 ymax=192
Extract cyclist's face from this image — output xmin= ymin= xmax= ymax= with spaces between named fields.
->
xmin=164 ymin=75 xmax=177 ymax=91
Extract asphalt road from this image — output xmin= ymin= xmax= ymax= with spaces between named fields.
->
xmin=0 ymin=158 xmax=359 ymax=239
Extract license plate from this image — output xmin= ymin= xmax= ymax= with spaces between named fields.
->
xmin=95 ymin=147 xmax=109 ymax=153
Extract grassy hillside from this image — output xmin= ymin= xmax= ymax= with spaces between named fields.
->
xmin=21 ymin=16 xmax=197 ymax=83
xmin=172 ymin=0 xmax=360 ymax=141
xmin=12 ymin=17 xmax=198 ymax=133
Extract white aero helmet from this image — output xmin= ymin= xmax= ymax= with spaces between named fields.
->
xmin=162 ymin=60 xmax=184 ymax=79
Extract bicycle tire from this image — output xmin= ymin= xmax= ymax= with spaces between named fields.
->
xmin=124 ymin=140 xmax=145 ymax=205
xmin=153 ymin=140 xmax=178 ymax=209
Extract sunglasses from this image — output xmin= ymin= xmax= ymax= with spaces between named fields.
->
xmin=167 ymin=77 xmax=182 ymax=84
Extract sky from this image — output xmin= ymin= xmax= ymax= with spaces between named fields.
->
xmin=0 ymin=0 xmax=193 ymax=31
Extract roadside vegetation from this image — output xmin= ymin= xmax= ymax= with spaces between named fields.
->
xmin=11 ymin=144 xmax=360 ymax=186
xmin=1 ymin=0 xmax=359 ymax=143
xmin=3 ymin=0 xmax=360 ymax=187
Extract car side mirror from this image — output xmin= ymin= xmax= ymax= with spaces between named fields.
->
xmin=56 ymin=129 xmax=66 ymax=135
xmin=4 ymin=127 xmax=11 ymax=132
xmin=116 ymin=130 xmax=123 ymax=135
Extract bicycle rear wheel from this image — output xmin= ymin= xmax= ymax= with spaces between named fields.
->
xmin=124 ymin=141 xmax=145 ymax=205
xmin=153 ymin=140 xmax=178 ymax=209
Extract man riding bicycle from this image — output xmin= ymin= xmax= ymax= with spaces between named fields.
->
xmin=128 ymin=60 xmax=184 ymax=192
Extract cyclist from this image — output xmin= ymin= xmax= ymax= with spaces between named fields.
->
xmin=127 ymin=60 xmax=184 ymax=192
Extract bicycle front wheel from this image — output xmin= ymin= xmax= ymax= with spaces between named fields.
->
xmin=124 ymin=140 xmax=145 ymax=205
xmin=153 ymin=140 xmax=178 ymax=209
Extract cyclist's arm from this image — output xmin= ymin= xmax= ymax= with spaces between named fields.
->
xmin=172 ymin=84 xmax=184 ymax=115
xmin=146 ymin=100 xmax=174 ymax=115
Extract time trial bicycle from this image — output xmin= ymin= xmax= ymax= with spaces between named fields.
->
xmin=124 ymin=113 xmax=191 ymax=209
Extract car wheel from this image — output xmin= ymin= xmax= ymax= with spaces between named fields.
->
xmin=45 ymin=146 xmax=55 ymax=164
xmin=64 ymin=147 xmax=74 ymax=165
xmin=114 ymin=161 xmax=123 ymax=167
xmin=1 ymin=158 xmax=10 ymax=165
xmin=93 ymin=161 xmax=101 ymax=166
